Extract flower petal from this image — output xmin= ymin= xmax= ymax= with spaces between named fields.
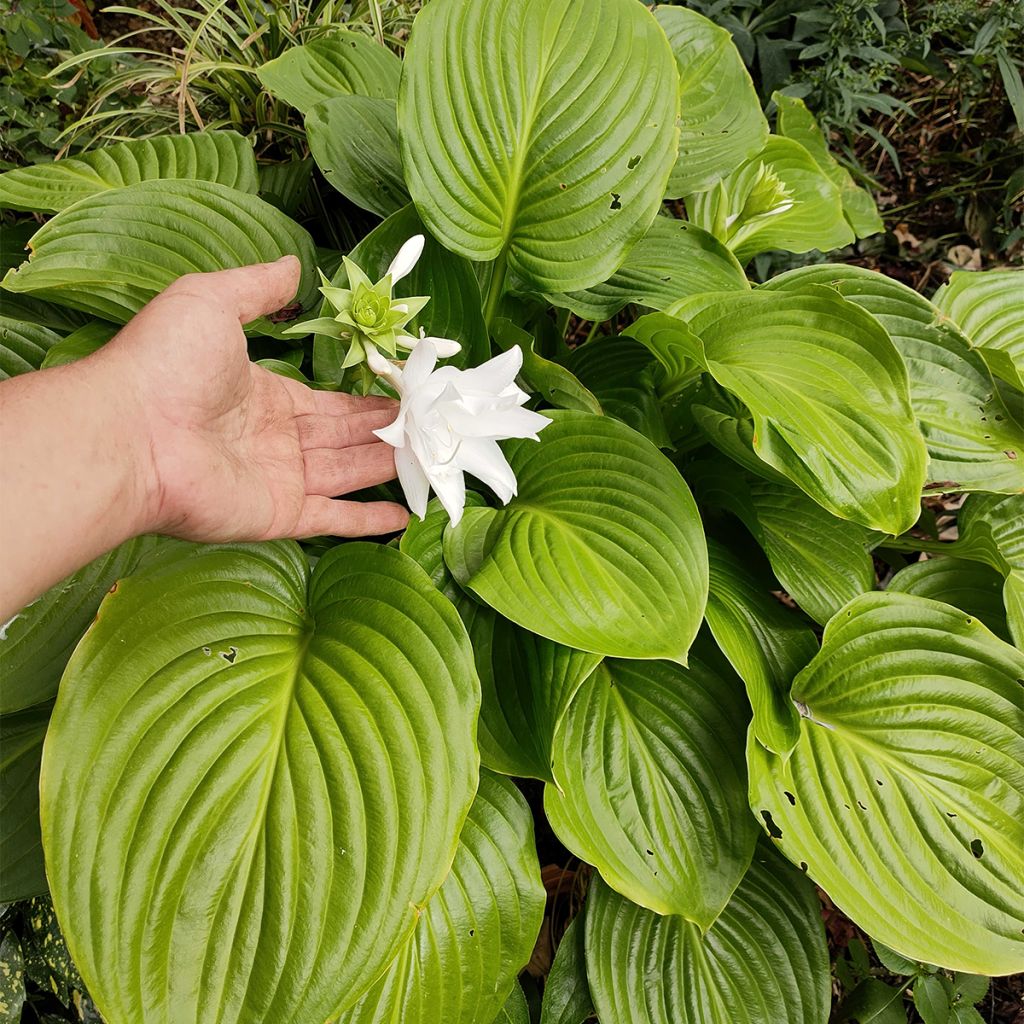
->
xmin=455 ymin=438 xmax=518 ymax=504
xmin=402 ymin=336 xmax=439 ymax=391
xmin=429 ymin=465 xmax=467 ymax=526
xmin=456 ymin=346 xmax=523 ymax=394
xmin=395 ymin=444 xmax=431 ymax=520
xmin=386 ymin=234 xmax=425 ymax=285
xmin=416 ymin=335 xmax=462 ymax=358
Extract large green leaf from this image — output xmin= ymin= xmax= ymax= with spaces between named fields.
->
xmin=694 ymin=466 xmax=877 ymax=624
xmin=629 ymin=289 xmax=928 ymax=534
xmin=688 ymin=137 xmax=855 ymax=263
xmin=544 ymin=658 xmax=756 ymax=924
xmin=584 ymin=843 xmax=830 ymax=1024
xmin=311 ymin=204 xmax=488 ymax=382
xmin=0 ymin=131 xmax=258 ymax=214
xmin=705 ymin=537 xmax=812 ymax=756
xmin=1 ymin=535 xmax=170 ymax=714
xmin=257 ymin=30 xmax=401 ymax=114
xmin=0 ymin=316 xmax=59 ymax=379
xmin=933 ymin=269 xmax=1024 ymax=392
xmin=773 ymin=93 xmax=883 ymax=237
xmin=0 ymin=702 xmax=51 ymax=902
xmin=2 ymin=180 xmax=318 ymax=324
xmin=655 ymin=7 xmax=769 ymax=198
xmin=443 ymin=410 xmax=708 ymax=661
xmin=40 ymin=541 xmax=480 ymax=1024
xmin=545 ymin=217 xmax=749 ymax=321
xmin=339 ymin=771 xmax=544 ymax=1024
xmin=953 ymin=493 xmax=1024 ymax=647
xmin=305 ymin=96 xmax=409 ymax=218
xmin=763 ymin=264 xmax=1024 ymax=494
xmin=887 ymin=557 xmax=1010 ymax=644
xmin=748 ymin=591 xmax=1024 ymax=974
xmin=469 ymin=607 xmax=602 ymax=783
xmin=398 ymin=0 xmax=679 ymax=292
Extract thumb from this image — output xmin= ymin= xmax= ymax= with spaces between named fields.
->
xmin=177 ymin=256 xmax=303 ymax=325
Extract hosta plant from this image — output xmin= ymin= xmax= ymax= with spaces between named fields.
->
xmin=1 ymin=1 xmax=1023 ymax=1022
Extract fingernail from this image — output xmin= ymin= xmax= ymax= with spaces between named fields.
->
xmin=275 ymin=254 xmax=298 ymax=264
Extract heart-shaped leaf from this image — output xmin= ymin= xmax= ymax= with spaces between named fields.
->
xmin=773 ymin=94 xmax=883 ymax=237
xmin=305 ymin=96 xmax=409 ymax=218
xmin=630 ymin=288 xmax=928 ymax=534
xmin=687 ymin=137 xmax=854 ymax=263
xmin=953 ymin=493 xmax=1024 ymax=647
xmin=398 ymin=0 xmax=679 ymax=292
xmin=257 ymin=30 xmax=401 ymax=114
xmin=763 ymin=264 xmax=1024 ymax=493
xmin=933 ymin=269 xmax=1024 ymax=392
xmin=443 ymin=410 xmax=708 ymax=661
xmin=584 ymin=843 xmax=830 ymax=1024
xmin=0 ymin=316 xmax=59 ymax=379
xmin=887 ymin=557 xmax=1010 ymax=644
xmin=545 ymin=218 xmax=749 ymax=321
xmin=0 ymin=131 xmax=258 ymax=214
xmin=40 ymin=541 xmax=480 ymax=1024
xmin=1 ymin=535 xmax=170 ymax=714
xmin=545 ymin=657 xmax=756 ymax=924
xmin=339 ymin=770 xmax=544 ymax=1024
xmin=655 ymin=7 xmax=769 ymax=197
xmin=705 ymin=537 xmax=812 ymax=755
xmin=748 ymin=591 xmax=1024 ymax=973
xmin=0 ymin=702 xmax=51 ymax=901
xmin=2 ymin=180 xmax=318 ymax=324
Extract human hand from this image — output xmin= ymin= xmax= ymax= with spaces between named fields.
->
xmin=105 ymin=257 xmax=410 ymax=542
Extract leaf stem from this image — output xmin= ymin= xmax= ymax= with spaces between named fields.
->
xmin=483 ymin=248 xmax=509 ymax=333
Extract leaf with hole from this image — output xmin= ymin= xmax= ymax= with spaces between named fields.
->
xmin=763 ymin=264 xmax=1024 ymax=494
xmin=40 ymin=541 xmax=480 ymax=1024
xmin=748 ymin=591 xmax=1024 ymax=974
xmin=1 ymin=180 xmax=318 ymax=325
xmin=443 ymin=410 xmax=708 ymax=661
xmin=545 ymin=657 xmax=756 ymax=923
xmin=338 ymin=771 xmax=544 ymax=1024
xmin=0 ymin=131 xmax=258 ymax=214
xmin=584 ymin=843 xmax=830 ymax=1024
xmin=398 ymin=0 xmax=679 ymax=292
xmin=305 ymin=96 xmax=409 ymax=218
xmin=544 ymin=218 xmax=749 ymax=321
xmin=257 ymin=30 xmax=401 ymax=114
xmin=656 ymin=7 xmax=769 ymax=198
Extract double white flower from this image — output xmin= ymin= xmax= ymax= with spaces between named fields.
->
xmin=370 ymin=338 xmax=550 ymax=526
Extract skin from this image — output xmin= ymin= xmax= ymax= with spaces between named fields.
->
xmin=0 ymin=256 xmax=409 ymax=621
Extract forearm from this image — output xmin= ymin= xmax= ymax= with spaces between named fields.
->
xmin=0 ymin=346 xmax=156 ymax=621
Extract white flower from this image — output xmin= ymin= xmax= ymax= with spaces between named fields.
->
xmin=372 ymin=340 xmax=551 ymax=525
xmin=386 ymin=234 xmax=425 ymax=283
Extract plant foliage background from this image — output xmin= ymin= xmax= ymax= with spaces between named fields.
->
xmin=0 ymin=0 xmax=1023 ymax=1022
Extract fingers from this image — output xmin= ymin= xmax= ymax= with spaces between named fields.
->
xmin=304 ymin=441 xmax=398 ymax=497
xmin=292 ymin=497 xmax=410 ymax=538
xmin=295 ymin=408 xmax=398 ymax=450
xmin=167 ymin=256 xmax=302 ymax=325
